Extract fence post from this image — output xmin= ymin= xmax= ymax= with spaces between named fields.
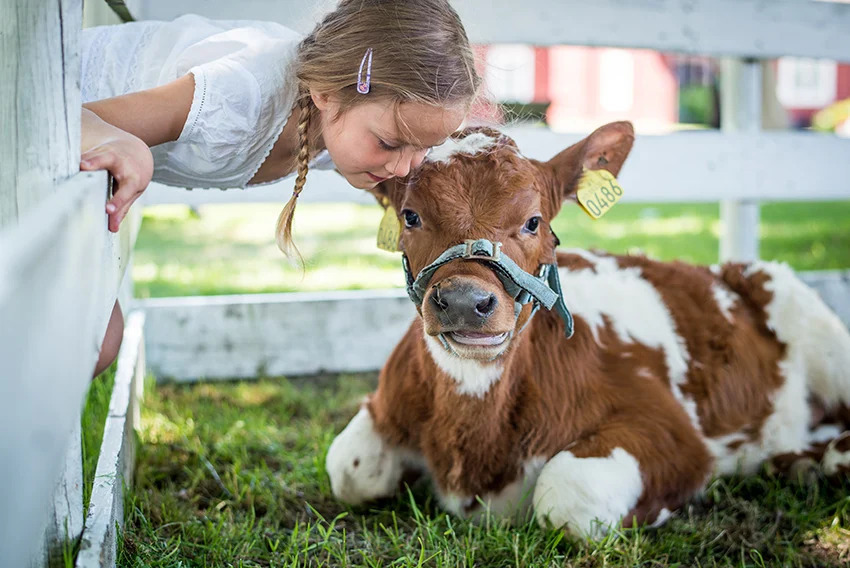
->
xmin=0 ymin=0 xmax=81 ymax=229
xmin=0 ymin=0 xmax=86 ymax=566
xmin=719 ymin=57 xmax=762 ymax=263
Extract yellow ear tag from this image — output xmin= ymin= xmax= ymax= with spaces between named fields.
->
xmin=575 ymin=168 xmax=625 ymax=220
xmin=376 ymin=198 xmax=402 ymax=252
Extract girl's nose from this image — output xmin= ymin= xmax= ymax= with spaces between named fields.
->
xmin=387 ymin=147 xmax=427 ymax=178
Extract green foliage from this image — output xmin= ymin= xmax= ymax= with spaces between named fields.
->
xmin=133 ymin=201 xmax=850 ymax=298
xmin=678 ymin=84 xmax=717 ymax=126
xmin=82 ymin=364 xmax=117 ymax=511
xmin=119 ymin=375 xmax=850 ymax=567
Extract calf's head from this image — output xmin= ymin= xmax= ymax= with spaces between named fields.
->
xmin=372 ymin=122 xmax=634 ymax=363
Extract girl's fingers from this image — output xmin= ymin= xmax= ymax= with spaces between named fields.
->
xmin=80 ymin=144 xmax=152 ymax=232
xmin=107 ymin=177 xmax=147 ymax=233
xmin=80 ymin=149 xmax=115 ymax=172
xmin=113 ymin=193 xmax=138 ymax=232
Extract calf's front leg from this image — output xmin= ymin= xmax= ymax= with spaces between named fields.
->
xmin=326 ymin=404 xmax=419 ymax=505
xmin=533 ymin=406 xmax=712 ymax=540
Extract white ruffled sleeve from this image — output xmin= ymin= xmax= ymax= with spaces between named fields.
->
xmin=149 ymin=23 xmax=300 ymax=189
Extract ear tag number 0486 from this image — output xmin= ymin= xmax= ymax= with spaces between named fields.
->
xmin=376 ymin=198 xmax=402 ymax=252
xmin=576 ymin=168 xmax=624 ymax=220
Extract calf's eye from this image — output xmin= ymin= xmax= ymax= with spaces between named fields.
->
xmin=402 ymin=209 xmax=421 ymax=228
xmin=523 ymin=216 xmax=541 ymax=234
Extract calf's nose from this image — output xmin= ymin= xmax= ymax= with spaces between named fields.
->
xmin=431 ymin=281 xmax=498 ymax=328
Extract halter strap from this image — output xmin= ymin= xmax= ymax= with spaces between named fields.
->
xmin=402 ymin=238 xmax=574 ymax=338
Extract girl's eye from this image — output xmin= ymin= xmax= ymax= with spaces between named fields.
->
xmin=523 ymin=216 xmax=541 ymax=234
xmin=379 ymin=139 xmax=400 ymax=151
xmin=401 ymin=209 xmax=421 ymax=228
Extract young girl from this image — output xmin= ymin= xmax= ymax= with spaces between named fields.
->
xmin=82 ymin=0 xmax=481 ymax=374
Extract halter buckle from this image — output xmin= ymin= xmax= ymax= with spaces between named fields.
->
xmin=462 ymin=239 xmax=501 ymax=262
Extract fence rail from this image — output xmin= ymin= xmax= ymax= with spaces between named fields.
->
xmin=0 ymin=170 xmax=139 ymax=568
xmin=144 ymin=128 xmax=850 ymax=206
xmin=0 ymin=2 xmax=139 ymax=566
xmin=138 ymin=271 xmax=850 ymax=383
xmin=134 ymin=0 xmax=850 ymax=62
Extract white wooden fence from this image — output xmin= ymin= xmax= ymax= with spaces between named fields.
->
xmin=1 ymin=1 xmax=849 ymax=567
xmin=134 ymin=0 xmax=850 ymax=382
xmin=0 ymin=1 xmax=142 ymax=566
xmin=136 ymin=0 xmax=850 ymax=263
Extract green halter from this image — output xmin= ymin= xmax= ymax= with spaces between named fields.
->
xmin=402 ymin=238 xmax=574 ymax=340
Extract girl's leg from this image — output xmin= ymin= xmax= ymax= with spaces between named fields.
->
xmin=93 ymin=300 xmax=123 ymax=377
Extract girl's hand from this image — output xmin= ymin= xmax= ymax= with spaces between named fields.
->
xmin=81 ymin=108 xmax=154 ymax=233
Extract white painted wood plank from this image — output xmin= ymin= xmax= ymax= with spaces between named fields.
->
xmin=458 ymin=0 xmax=850 ymax=62
xmin=718 ymin=58 xmax=762 ymax=263
xmin=137 ymin=290 xmax=416 ymax=381
xmin=0 ymin=0 xmax=81 ymax=230
xmin=720 ymin=200 xmax=760 ymax=262
xmin=0 ymin=171 xmax=137 ymax=568
xmin=510 ymin=128 xmax=850 ymax=203
xmin=77 ymin=312 xmax=146 ymax=568
xmin=800 ymin=271 xmax=850 ymax=330
xmin=137 ymin=270 xmax=850 ymax=382
xmin=49 ymin=425 xmax=84 ymax=564
xmin=142 ymin=129 xmax=850 ymax=206
xmin=133 ymin=0 xmax=850 ymax=62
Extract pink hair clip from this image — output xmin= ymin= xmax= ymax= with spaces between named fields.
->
xmin=357 ymin=48 xmax=373 ymax=94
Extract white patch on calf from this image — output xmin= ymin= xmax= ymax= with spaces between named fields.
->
xmin=821 ymin=432 xmax=850 ymax=476
xmin=704 ymin=432 xmax=756 ymax=475
xmin=754 ymin=261 xmax=850 ymax=410
xmin=635 ymin=366 xmax=655 ymax=380
xmin=709 ymin=261 xmax=850 ymax=474
xmin=325 ymin=407 xmax=422 ymax=504
xmin=707 ymin=357 xmax=811 ymax=475
xmin=651 ymin=508 xmax=673 ymax=528
xmin=560 ymin=248 xmax=602 ymax=268
xmin=558 ymin=264 xmax=698 ymax=428
xmin=438 ymin=457 xmax=548 ymax=523
xmin=711 ymin=283 xmax=737 ymax=322
xmin=532 ymin=448 xmax=643 ymax=540
xmin=424 ymin=334 xmax=504 ymax=398
xmin=810 ymin=424 xmax=843 ymax=445
xmin=426 ymin=132 xmax=498 ymax=164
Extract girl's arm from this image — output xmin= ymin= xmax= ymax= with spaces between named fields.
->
xmin=83 ymin=73 xmax=195 ymax=147
xmin=81 ymin=74 xmax=195 ymax=231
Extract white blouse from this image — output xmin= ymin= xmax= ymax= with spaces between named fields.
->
xmin=81 ymin=14 xmax=335 ymax=189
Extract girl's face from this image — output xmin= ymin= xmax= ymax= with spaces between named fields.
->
xmin=312 ymin=93 xmax=466 ymax=190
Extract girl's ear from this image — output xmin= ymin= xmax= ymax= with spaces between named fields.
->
xmin=546 ymin=121 xmax=635 ymax=202
xmin=310 ymin=89 xmax=332 ymax=112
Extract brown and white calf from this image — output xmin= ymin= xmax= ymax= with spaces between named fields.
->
xmin=325 ymin=123 xmax=850 ymax=539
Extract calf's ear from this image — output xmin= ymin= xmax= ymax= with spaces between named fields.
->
xmin=545 ymin=121 xmax=634 ymax=201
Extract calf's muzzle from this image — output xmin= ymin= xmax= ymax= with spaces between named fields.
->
xmin=430 ymin=279 xmax=499 ymax=329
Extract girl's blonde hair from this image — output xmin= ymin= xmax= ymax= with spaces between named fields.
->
xmin=276 ymin=0 xmax=482 ymax=257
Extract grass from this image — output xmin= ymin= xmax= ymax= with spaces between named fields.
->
xmin=62 ymin=364 xmax=117 ymax=567
xmin=82 ymin=364 xmax=117 ymax=511
xmin=131 ymin=200 xmax=850 ymax=298
xmin=119 ymin=374 xmax=850 ymax=567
